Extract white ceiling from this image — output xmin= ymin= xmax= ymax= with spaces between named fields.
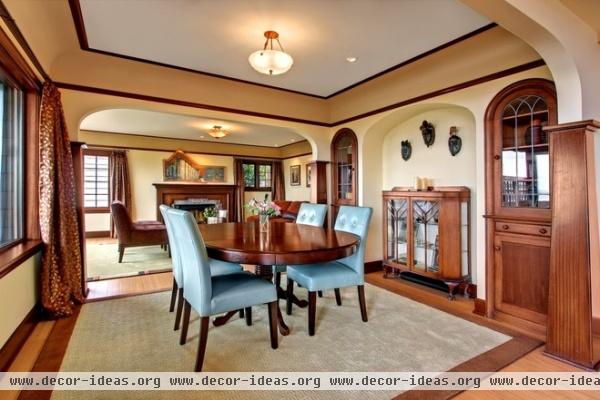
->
xmin=80 ymin=108 xmax=305 ymax=147
xmin=79 ymin=0 xmax=490 ymax=97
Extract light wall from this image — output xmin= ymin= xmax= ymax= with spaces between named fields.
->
xmin=85 ymin=213 xmax=110 ymax=232
xmin=0 ymin=253 xmax=41 ymax=348
xmin=283 ymin=154 xmax=312 ymax=201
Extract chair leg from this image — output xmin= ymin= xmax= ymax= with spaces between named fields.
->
xmin=245 ymin=307 xmax=252 ymax=326
xmin=286 ymin=278 xmax=294 ymax=315
xmin=308 ymin=291 xmax=317 ymax=336
xmin=180 ymin=300 xmax=191 ymax=345
xmin=358 ymin=285 xmax=368 ymax=322
xmin=195 ymin=316 xmax=210 ymax=372
xmin=318 ymin=290 xmax=323 ymax=298
xmin=334 ymin=288 xmax=342 ymax=306
xmin=267 ymin=301 xmax=279 ymax=349
xmin=118 ymin=245 xmax=124 ymax=263
xmin=174 ymin=288 xmax=184 ymax=331
xmin=239 ymin=309 xmax=245 ymax=318
xmin=169 ymin=278 xmax=178 ymax=312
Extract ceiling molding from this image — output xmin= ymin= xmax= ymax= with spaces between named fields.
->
xmin=0 ymin=0 xmax=49 ymax=82
xmin=55 ymin=58 xmax=546 ymax=128
xmin=68 ymin=0 xmax=497 ymax=100
xmin=79 ymin=129 xmax=309 ymax=150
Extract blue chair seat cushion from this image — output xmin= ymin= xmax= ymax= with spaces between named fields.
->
xmin=272 ymin=265 xmax=287 ymax=273
xmin=210 ymin=272 xmax=277 ymax=315
xmin=286 ymin=261 xmax=363 ymax=292
xmin=209 ymin=258 xmax=243 ymax=277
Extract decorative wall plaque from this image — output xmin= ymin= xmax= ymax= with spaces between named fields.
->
xmin=401 ymin=140 xmax=412 ymax=161
xmin=448 ymin=126 xmax=462 ymax=156
xmin=420 ymin=120 xmax=435 ymax=147
xmin=163 ymin=150 xmax=225 ymax=182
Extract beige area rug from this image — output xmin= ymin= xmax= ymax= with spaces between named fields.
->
xmin=51 ymin=283 xmax=510 ymax=400
xmin=85 ymin=242 xmax=171 ymax=280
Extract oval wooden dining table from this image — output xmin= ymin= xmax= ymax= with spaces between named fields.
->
xmin=199 ymin=221 xmax=360 ymax=335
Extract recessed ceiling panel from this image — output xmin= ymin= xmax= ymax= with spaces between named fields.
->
xmin=78 ymin=0 xmax=490 ymax=97
xmin=80 ymin=108 xmax=305 ymax=147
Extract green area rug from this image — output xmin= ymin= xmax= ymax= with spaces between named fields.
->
xmin=52 ymin=284 xmax=510 ymax=400
xmin=86 ymin=242 xmax=171 ymax=280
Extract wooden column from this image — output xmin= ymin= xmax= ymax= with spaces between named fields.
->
xmin=309 ymin=161 xmax=328 ymax=204
xmin=545 ymin=120 xmax=600 ymax=369
xmin=70 ymin=141 xmax=89 ymax=298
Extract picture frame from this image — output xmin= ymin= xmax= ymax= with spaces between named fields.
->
xmin=306 ymin=164 xmax=312 ymax=188
xmin=290 ymin=165 xmax=301 ymax=186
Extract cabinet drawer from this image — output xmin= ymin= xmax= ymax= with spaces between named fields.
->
xmin=495 ymin=222 xmax=551 ymax=237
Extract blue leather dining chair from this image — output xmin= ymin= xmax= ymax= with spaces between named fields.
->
xmin=273 ymin=203 xmax=328 ymax=292
xmin=286 ymin=205 xmax=372 ymax=336
xmin=160 ymin=205 xmax=243 ymax=331
xmin=166 ymin=207 xmax=279 ymax=371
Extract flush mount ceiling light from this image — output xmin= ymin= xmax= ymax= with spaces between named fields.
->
xmin=248 ymin=30 xmax=294 ymax=76
xmin=208 ymin=125 xmax=228 ymax=139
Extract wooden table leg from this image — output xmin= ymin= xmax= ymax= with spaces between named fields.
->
xmin=213 ymin=310 xmax=238 ymax=327
xmin=255 ymin=265 xmax=290 ymax=336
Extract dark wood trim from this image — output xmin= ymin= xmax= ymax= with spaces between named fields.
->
xmin=331 ymin=128 xmax=358 ymax=207
xmin=0 ymin=240 xmax=43 ymax=280
xmin=84 ymin=207 xmax=110 ymax=214
xmin=364 ymin=260 xmax=383 ymax=274
xmin=82 ymin=148 xmax=111 ymax=157
xmin=326 ymin=23 xmax=497 ymax=98
xmin=473 ymin=298 xmax=487 ymax=316
xmin=67 ymin=1 xmax=499 ymax=100
xmin=54 ymin=81 xmax=330 ymax=127
xmin=0 ymin=305 xmax=39 ymax=371
xmin=85 ymin=230 xmax=110 ymax=238
xmin=0 ymin=1 xmax=49 ymax=82
xmin=333 ymin=59 xmax=547 ymax=126
xmin=81 ymin=129 xmax=310 ymax=150
xmin=54 ymin=59 xmax=546 ymax=129
xmin=83 ymin=142 xmax=311 ymax=161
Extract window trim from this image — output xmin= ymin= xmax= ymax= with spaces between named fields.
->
xmin=0 ymin=26 xmax=43 ymax=275
xmin=242 ymin=160 xmax=273 ymax=192
xmin=83 ymin=149 xmax=111 ymax=213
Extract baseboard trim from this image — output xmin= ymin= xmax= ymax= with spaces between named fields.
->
xmin=364 ymin=260 xmax=383 ymax=274
xmin=0 ymin=305 xmax=39 ymax=371
xmin=473 ymin=298 xmax=487 ymax=316
xmin=85 ymin=230 xmax=110 ymax=238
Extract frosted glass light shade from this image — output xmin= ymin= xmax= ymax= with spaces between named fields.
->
xmin=248 ymin=49 xmax=293 ymax=75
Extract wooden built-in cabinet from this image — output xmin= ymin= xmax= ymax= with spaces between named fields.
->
xmin=330 ymin=128 xmax=358 ymax=225
xmin=485 ymin=79 xmax=557 ymax=331
xmin=382 ymin=187 xmax=471 ymax=299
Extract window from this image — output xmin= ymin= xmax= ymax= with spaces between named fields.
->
xmin=83 ymin=151 xmax=110 ymax=211
xmin=242 ymin=161 xmax=272 ymax=190
xmin=0 ymin=73 xmax=24 ymax=249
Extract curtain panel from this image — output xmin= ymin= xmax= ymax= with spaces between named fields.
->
xmin=234 ymin=158 xmax=245 ymax=222
xmin=38 ymin=82 xmax=84 ymax=317
xmin=272 ymin=161 xmax=285 ymax=201
xmin=109 ymin=150 xmax=131 ymax=237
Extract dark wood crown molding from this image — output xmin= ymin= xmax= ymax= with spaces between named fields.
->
xmin=68 ymin=0 xmax=498 ymax=100
xmin=54 ymin=58 xmax=546 ymax=130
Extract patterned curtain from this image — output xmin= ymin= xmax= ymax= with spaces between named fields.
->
xmin=39 ymin=82 xmax=84 ymax=317
xmin=109 ymin=150 xmax=131 ymax=237
xmin=271 ymin=161 xmax=285 ymax=201
xmin=234 ymin=158 xmax=245 ymax=222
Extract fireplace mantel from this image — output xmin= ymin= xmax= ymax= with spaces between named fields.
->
xmin=153 ymin=182 xmax=237 ymax=222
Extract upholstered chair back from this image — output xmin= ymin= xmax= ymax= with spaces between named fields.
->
xmin=334 ymin=206 xmax=373 ymax=279
xmin=167 ymin=208 xmax=212 ymax=316
xmin=296 ymin=203 xmax=328 ymax=227
xmin=110 ymin=201 xmax=133 ymax=241
xmin=160 ymin=205 xmax=183 ymax=286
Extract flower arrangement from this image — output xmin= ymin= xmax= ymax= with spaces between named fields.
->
xmin=245 ymin=194 xmax=281 ymax=217
xmin=203 ymin=206 xmax=218 ymax=218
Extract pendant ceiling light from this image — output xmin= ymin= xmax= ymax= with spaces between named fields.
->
xmin=248 ymin=30 xmax=293 ymax=76
xmin=208 ymin=125 xmax=228 ymax=139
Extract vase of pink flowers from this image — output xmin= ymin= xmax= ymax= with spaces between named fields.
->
xmin=245 ymin=194 xmax=281 ymax=232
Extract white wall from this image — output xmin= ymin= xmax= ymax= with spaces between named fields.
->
xmin=283 ymin=155 xmax=312 ymax=202
xmin=85 ymin=213 xmax=110 ymax=232
xmin=0 ymin=253 xmax=41 ymax=348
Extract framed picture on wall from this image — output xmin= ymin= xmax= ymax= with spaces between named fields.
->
xmin=306 ymin=164 xmax=312 ymax=188
xmin=290 ymin=165 xmax=301 ymax=186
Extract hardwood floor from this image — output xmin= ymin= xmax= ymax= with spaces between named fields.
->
xmin=7 ymin=271 xmax=598 ymax=400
